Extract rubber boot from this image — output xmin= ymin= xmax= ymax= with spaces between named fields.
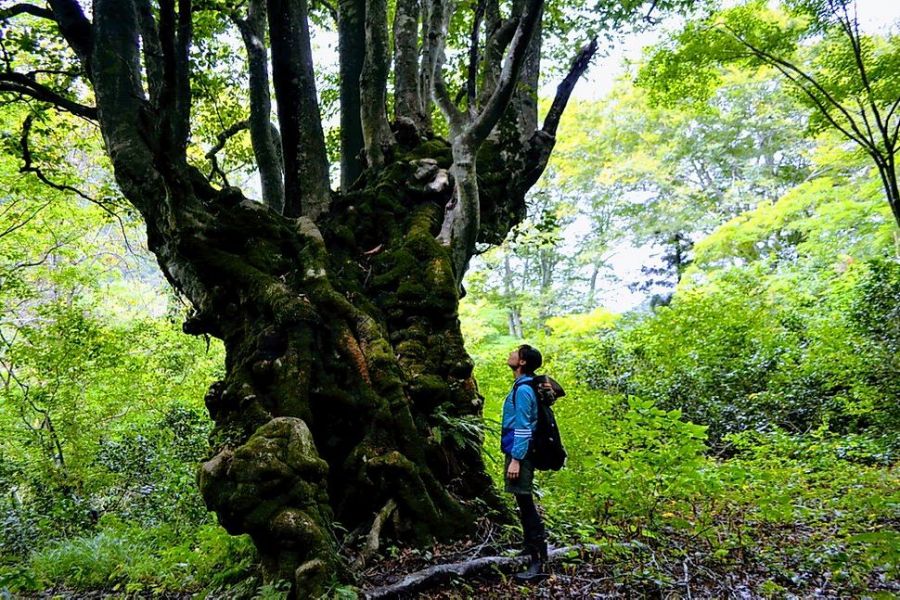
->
xmin=514 ymin=541 xmax=547 ymax=582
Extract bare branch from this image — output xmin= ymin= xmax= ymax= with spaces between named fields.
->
xmin=204 ymin=119 xmax=250 ymax=186
xmin=0 ymin=72 xmax=97 ymax=119
xmin=541 ymin=38 xmax=598 ymax=137
xmin=5 ymin=239 xmax=66 ymax=273
xmin=365 ymin=544 xmax=605 ymax=599
xmin=19 ymin=115 xmax=135 ymax=252
xmin=0 ymin=4 xmax=53 ymax=20
xmin=0 ymin=197 xmax=52 ymax=241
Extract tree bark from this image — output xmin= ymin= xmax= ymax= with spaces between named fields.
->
xmin=338 ymin=0 xmax=366 ymax=190
xmin=393 ymin=0 xmax=425 ymax=133
xmin=23 ymin=1 xmax=598 ymax=597
xmin=267 ymin=0 xmax=331 ymax=218
xmin=234 ymin=0 xmax=286 ymax=213
xmin=360 ymin=0 xmax=396 ymax=168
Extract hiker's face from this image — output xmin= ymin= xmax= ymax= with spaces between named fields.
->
xmin=507 ymin=349 xmax=524 ymax=371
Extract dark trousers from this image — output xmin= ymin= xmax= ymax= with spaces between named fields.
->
xmin=515 ymin=492 xmax=546 ymax=548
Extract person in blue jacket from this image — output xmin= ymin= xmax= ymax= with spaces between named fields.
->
xmin=501 ymin=343 xmax=547 ymax=581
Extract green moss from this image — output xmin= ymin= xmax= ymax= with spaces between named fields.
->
xmin=407 ymin=374 xmax=450 ymax=408
xmin=396 ymin=281 xmax=427 ymax=302
xmin=404 ymin=139 xmax=453 ymax=166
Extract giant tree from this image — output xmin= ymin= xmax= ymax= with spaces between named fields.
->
xmin=0 ymin=0 xmax=688 ymax=594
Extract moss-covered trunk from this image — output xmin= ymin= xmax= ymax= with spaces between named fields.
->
xmin=153 ymin=140 xmax=509 ymax=596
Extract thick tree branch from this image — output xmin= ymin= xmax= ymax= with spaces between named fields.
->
xmin=468 ymin=0 xmax=542 ymax=145
xmin=158 ymin=0 xmax=193 ymax=155
xmin=465 ymin=0 xmax=485 ymax=114
xmin=90 ymin=0 xmax=162 ymax=216
xmin=338 ymin=0 xmax=366 ymax=190
xmin=0 ymin=3 xmax=53 ymax=20
xmin=477 ymin=15 xmax=516 ymax=108
xmin=392 ymin=0 xmax=423 ymax=131
xmin=176 ymin=0 xmax=193 ymax=146
xmin=360 ymin=0 xmax=396 ymax=168
xmin=136 ymin=0 xmax=165 ymax=105
xmin=419 ymin=0 xmax=449 ymax=130
xmin=232 ymin=0 xmax=285 ymax=212
xmin=427 ymin=0 xmax=466 ymax=130
xmin=204 ymin=119 xmax=250 ymax=186
xmin=433 ymin=52 xmax=465 ymax=131
xmin=46 ymin=0 xmax=94 ymax=80
xmin=0 ymin=72 xmax=97 ymax=119
xmin=268 ymin=0 xmax=331 ymax=218
xmin=541 ymin=38 xmax=598 ymax=137
xmin=434 ymin=0 xmax=545 ymax=284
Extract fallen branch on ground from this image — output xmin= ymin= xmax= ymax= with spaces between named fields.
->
xmin=363 ymin=544 xmax=603 ymax=599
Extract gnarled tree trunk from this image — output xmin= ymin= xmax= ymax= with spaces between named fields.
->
xmin=3 ymin=0 xmax=598 ymax=596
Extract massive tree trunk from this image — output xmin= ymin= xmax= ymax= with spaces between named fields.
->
xmin=8 ymin=0 xmax=597 ymax=596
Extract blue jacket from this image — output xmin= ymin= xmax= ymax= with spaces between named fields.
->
xmin=500 ymin=375 xmax=538 ymax=460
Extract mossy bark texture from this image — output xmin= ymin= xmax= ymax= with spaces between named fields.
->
xmin=149 ymin=139 xmax=541 ymax=597
xmin=32 ymin=2 xmax=591 ymax=596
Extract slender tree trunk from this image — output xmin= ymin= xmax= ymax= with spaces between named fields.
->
xmin=234 ymin=0 xmax=285 ymax=212
xmin=882 ymin=158 xmax=900 ymax=228
xmin=267 ymin=0 xmax=330 ymax=218
xmin=338 ymin=0 xmax=366 ymax=190
xmin=587 ymin=263 xmax=599 ymax=309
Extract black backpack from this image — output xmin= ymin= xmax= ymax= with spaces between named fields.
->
xmin=513 ymin=375 xmax=567 ymax=471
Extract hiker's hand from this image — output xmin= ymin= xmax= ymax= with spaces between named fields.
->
xmin=507 ymin=459 xmax=520 ymax=480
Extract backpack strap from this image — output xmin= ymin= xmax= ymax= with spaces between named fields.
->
xmin=510 ymin=378 xmax=532 ymax=408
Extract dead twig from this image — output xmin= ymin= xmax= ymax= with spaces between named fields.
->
xmin=364 ymin=543 xmax=602 ymax=599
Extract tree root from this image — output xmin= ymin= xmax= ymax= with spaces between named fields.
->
xmin=352 ymin=498 xmax=398 ymax=570
xmin=363 ymin=544 xmax=603 ymax=599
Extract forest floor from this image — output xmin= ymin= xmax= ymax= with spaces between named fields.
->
xmin=14 ymin=518 xmax=899 ymax=599
xmin=360 ymin=526 xmax=900 ymax=599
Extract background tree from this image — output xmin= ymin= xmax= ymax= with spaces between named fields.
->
xmin=639 ymin=0 xmax=900 ymax=228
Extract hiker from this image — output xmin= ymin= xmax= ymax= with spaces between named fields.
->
xmin=501 ymin=343 xmax=548 ymax=582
